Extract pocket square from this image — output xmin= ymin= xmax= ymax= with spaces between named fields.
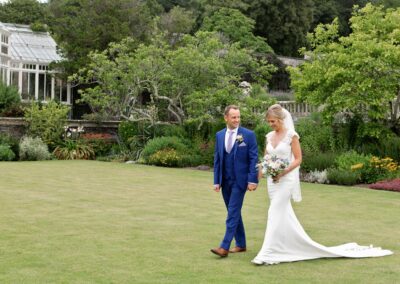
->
xmin=239 ymin=142 xmax=247 ymax=147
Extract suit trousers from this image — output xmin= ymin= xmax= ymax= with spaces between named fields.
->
xmin=220 ymin=179 xmax=247 ymax=250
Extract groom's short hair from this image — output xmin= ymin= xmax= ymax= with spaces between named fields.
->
xmin=224 ymin=105 xmax=239 ymax=116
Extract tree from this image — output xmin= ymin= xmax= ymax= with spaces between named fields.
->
xmin=47 ymin=0 xmax=163 ymax=75
xmin=289 ymin=4 xmax=400 ymax=139
xmin=0 ymin=0 xmax=49 ymax=25
xmin=73 ymin=31 xmax=275 ymax=126
xmin=158 ymin=6 xmax=196 ymax=42
xmin=247 ymin=0 xmax=313 ymax=56
xmin=156 ymin=0 xmax=197 ymax=11
xmin=200 ymin=7 xmax=273 ymax=53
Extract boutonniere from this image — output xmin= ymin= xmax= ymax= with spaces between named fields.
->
xmin=236 ymin=134 xmax=244 ymax=143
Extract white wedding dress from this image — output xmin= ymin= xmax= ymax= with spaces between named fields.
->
xmin=252 ymin=129 xmax=393 ymax=265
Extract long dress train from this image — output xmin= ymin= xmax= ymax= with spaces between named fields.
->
xmin=252 ymin=130 xmax=393 ymax=265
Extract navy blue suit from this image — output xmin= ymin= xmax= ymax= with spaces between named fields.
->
xmin=214 ymin=126 xmax=258 ymax=250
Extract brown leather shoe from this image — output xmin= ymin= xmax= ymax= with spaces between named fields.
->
xmin=229 ymin=246 xmax=247 ymax=253
xmin=210 ymin=247 xmax=229 ymax=257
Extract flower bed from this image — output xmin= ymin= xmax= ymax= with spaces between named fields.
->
xmin=368 ymin=179 xmax=400 ymax=192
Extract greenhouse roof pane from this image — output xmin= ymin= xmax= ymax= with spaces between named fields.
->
xmin=1 ymin=23 xmax=62 ymax=63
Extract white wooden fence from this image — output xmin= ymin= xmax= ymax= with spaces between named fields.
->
xmin=278 ymin=101 xmax=316 ymax=118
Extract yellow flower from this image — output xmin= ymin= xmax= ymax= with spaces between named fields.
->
xmin=351 ymin=163 xmax=364 ymax=171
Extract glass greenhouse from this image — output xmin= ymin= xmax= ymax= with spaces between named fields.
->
xmin=0 ymin=22 xmax=70 ymax=104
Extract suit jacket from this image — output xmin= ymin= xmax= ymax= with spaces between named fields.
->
xmin=213 ymin=126 xmax=258 ymax=190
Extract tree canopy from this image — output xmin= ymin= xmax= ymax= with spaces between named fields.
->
xmin=47 ymin=0 xmax=163 ymax=75
xmin=73 ymin=31 xmax=275 ymax=126
xmin=289 ymin=4 xmax=400 ymax=138
xmin=0 ymin=0 xmax=49 ymax=26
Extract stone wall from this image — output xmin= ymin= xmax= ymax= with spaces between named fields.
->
xmin=0 ymin=117 xmax=120 ymax=139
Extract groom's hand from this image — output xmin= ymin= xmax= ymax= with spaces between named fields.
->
xmin=247 ymin=183 xmax=257 ymax=191
xmin=214 ymin=184 xmax=220 ymax=192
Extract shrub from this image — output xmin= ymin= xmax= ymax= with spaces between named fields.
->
xmin=156 ymin=124 xmax=187 ymax=138
xmin=80 ymin=133 xmax=115 ymax=157
xmin=141 ymin=136 xmax=189 ymax=162
xmin=53 ymin=140 xmax=95 ymax=160
xmin=0 ymin=82 xmax=20 ymax=115
xmin=148 ymin=149 xmax=181 ymax=167
xmin=358 ymin=136 xmax=400 ymax=162
xmin=296 ymin=116 xmax=334 ymax=153
xmin=24 ymin=101 xmax=70 ymax=149
xmin=361 ymin=156 xmax=399 ymax=184
xmin=19 ymin=136 xmax=51 ymax=161
xmin=0 ymin=133 xmax=19 ymax=159
xmin=302 ymin=152 xmax=337 ymax=172
xmin=327 ymin=168 xmax=359 ymax=185
xmin=0 ymin=144 xmax=16 ymax=161
xmin=188 ymin=136 xmax=215 ymax=166
xmin=118 ymin=121 xmax=153 ymax=160
xmin=254 ymin=123 xmax=272 ymax=154
xmin=369 ymin=179 xmax=400 ymax=192
xmin=303 ymin=170 xmax=328 ymax=184
xmin=335 ymin=151 xmax=372 ymax=171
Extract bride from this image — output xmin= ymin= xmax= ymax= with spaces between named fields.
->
xmin=252 ymin=104 xmax=393 ymax=265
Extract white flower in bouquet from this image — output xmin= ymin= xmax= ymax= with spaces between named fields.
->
xmin=258 ymin=154 xmax=289 ymax=179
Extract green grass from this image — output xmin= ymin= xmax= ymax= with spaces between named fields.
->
xmin=0 ymin=161 xmax=399 ymax=284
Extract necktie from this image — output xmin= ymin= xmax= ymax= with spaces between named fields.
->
xmin=226 ymin=130 xmax=234 ymax=153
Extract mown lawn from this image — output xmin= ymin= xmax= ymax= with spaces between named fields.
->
xmin=0 ymin=161 xmax=399 ymax=283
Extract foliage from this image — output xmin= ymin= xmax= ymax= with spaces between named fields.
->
xmin=158 ymin=6 xmax=196 ymax=40
xmin=0 ymin=0 xmax=49 ymax=25
xmin=303 ymin=169 xmax=329 ymax=184
xmin=296 ymin=116 xmax=335 ymax=154
xmin=360 ymin=156 xmax=399 ymax=183
xmin=0 ymin=82 xmax=21 ymax=115
xmin=188 ymin=136 xmax=215 ymax=166
xmin=335 ymin=151 xmax=372 ymax=172
xmin=118 ymin=120 xmax=155 ymax=160
xmin=141 ymin=136 xmax=189 ymax=162
xmin=19 ymin=136 xmax=51 ymax=161
xmin=74 ymin=31 xmax=276 ymax=126
xmin=200 ymin=7 xmax=272 ymax=53
xmin=47 ymin=0 xmax=163 ymax=75
xmin=357 ymin=136 xmax=400 ymax=162
xmin=53 ymin=140 xmax=95 ymax=160
xmin=24 ymin=101 xmax=70 ymax=149
xmin=82 ymin=137 xmax=114 ymax=158
xmin=369 ymin=178 xmax=400 ymax=192
xmin=148 ymin=148 xmax=181 ymax=167
xmin=253 ymin=123 xmax=272 ymax=155
xmin=0 ymin=132 xmax=19 ymax=158
xmin=334 ymin=151 xmax=398 ymax=183
xmin=247 ymin=0 xmax=314 ymax=56
xmin=289 ymin=4 xmax=400 ymax=138
xmin=0 ymin=144 xmax=16 ymax=161
xmin=302 ymin=152 xmax=337 ymax=173
xmin=30 ymin=21 xmax=48 ymax=32
xmin=327 ymin=168 xmax=360 ymax=185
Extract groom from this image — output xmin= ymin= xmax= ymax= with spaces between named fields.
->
xmin=211 ymin=105 xmax=259 ymax=257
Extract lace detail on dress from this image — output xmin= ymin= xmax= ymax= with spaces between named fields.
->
xmin=265 ymin=129 xmax=300 ymax=146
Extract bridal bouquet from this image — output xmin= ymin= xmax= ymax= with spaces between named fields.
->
xmin=259 ymin=154 xmax=289 ymax=178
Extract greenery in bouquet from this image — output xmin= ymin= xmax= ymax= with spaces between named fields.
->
xmin=260 ymin=154 xmax=289 ymax=178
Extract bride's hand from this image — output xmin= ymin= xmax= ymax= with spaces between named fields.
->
xmin=272 ymin=171 xmax=286 ymax=183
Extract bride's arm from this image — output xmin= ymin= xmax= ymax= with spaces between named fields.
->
xmin=284 ymin=136 xmax=302 ymax=175
xmin=273 ymin=136 xmax=302 ymax=182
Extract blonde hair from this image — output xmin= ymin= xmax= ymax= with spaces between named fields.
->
xmin=266 ymin=104 xmax=286 ymax=121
